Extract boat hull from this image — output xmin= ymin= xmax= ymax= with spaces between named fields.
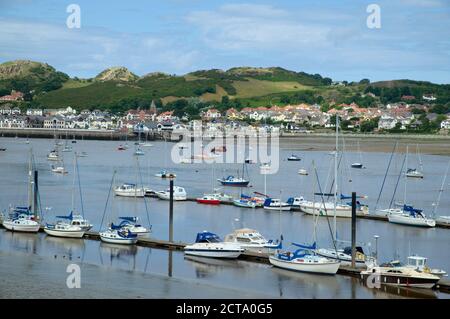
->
xmin=100 ymin=234 xmax=137 ymax=245
xmin=264 ymin=205 xmax=291 ymax=211
xmin=2 ymin=221 xmax=40 ymax=233
xmin=196 ymin=198 xmax=221 ymax=205
xmin=269 ymin=256 xmax=340 ymax=275
xmin=184 ymin=248 xmax=242 ymax=259
xmin=114 ymin=190 xmax=145 ymax=197
xmin=315 ymin=249 xmax=367 ymax=268
xmin=219 ymin=181 xmax=250 ymax=187
xmin=156 ymin=192 xmax=187 ymax=201
xmin=360 ymin=273 xmax=439 ymax=289
xmin=300 ymin=202 xmax=368 ymax=218
xmin=44 ymin=228 xmax=85 ymax=238
xmin=388 ymin=214 xmax=435 ymax=227
xmin=232 ymin=200 xmax=256 ymax=208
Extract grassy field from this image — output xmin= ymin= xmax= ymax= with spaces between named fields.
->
xmin=232 ymin=78 xmax=310 ymax=98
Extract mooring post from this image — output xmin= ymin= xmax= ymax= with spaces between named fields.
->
xmin=169 ymin=178 xmax=174 ymax=243
xmin=351 ymin=192 xmax=356 ymax=268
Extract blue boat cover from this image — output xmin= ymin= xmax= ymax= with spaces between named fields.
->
xmin=292 ymin=242 xmax=317 ymax=250
xmin=263 ymin=198 xmax=272 ymax=206
xmin=55 ymin=211 xmax=73 ymax=220
xmin=119 ymin=216 xmax=138 ymax=223
xmin=195 ymin=231 xmax=221 ymax=243
xmin=403 ymin=204 xmax=423 ymax=216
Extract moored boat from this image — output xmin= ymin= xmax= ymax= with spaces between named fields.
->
xmin=2 ymin=207 xmax=40 ymax=233
xmin=263 ymin=198 xmax=291 ymax=211
xmin=387 ymin=205 xmax=435 ymax=227
xmin=196 ymin=195 xmax=221 ymax=205
xmin=184 ymin=232 xmax=244 ymax=259
xmin=232 ymin=198 xmax=256 ymax=208
xmin=287 ymin=155 xmax=301 ymax=161
xmin=224 ymin=228 xmax=281 ymax=253
xmin=100 ymin=228 xmax=138 ymax=245
xmin=114 ymin=183 xmax=145 ymax=197
xmin=44 ymin=222 xmax=85 ymax=238
xmin=217 ymin=176 xmax=249 ymax=187
xmin=156 ymin=186 xmax=187 ymax=201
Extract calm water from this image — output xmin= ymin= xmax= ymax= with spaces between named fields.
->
xmin=0 ymin=137 xmax=449 ymax=299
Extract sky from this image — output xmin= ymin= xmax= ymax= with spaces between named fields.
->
xmin=0 ymin=0 xmax=449 ymax=83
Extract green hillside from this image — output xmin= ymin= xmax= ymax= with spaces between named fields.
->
xmin=0 ymin=60 xmax=448 ymax=114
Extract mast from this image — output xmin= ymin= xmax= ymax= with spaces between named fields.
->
xmin=404 ymin=145 xmax=408 ymax=205
xmin=71 ymin=153 xmax=77 ymax=212
xmin=28 ymin=148 xmax=33 ymax=209
xmin=333 ymin=115 xmax=338 ymax=241
xmin=433 ymin=160 xmax=450 ymax=217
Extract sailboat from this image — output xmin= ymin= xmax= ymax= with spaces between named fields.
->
xmin=197 ymin=163 xmax=231 ymax=205
xmin=387 ymin=146 xmax=435 ymax=227
xmin=111 ymin=217 xmax=150 ymax=236
xmin=62 ymin=132 xmax=72 ymax=152
xmin=351 ymin=140 xmax=364 ymax=168
xmin=406 ymin=144 xmax=424 ymax=178
xmin=299 ymin=118 xmax=369 ymax=218
xmin=218 ymin=163 xmax=250 ymax=186
xmin=2 ymin=149 xmax=40 ymax=233
xmin=44 ymin=154 xmax=91 ymax=237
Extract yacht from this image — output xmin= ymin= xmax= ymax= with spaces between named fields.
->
xmin=44 ymin=222 xmax=85 ymax=238
xmin=404 ymin=255 xmax=447 ymax=278
xmin=269 ymin=243 xmax=340 ymax=275
xmin=232 ymin=198 xmax=257 ymax=208
xmin=360 ymin=264 xmax=440 ymax=289
xmin=114 ymin=183 xmax=145 ymax=197
xmin=217 ymin=176 xmax=249 ymax=187
xmin=100 ymin=228 xmax=138 ymax=245
xmin=263 ymin=198 xmax=291 ymax=211
xmin=196 ymin=195 xmax=221 ymax=205
xmin=71 ymin=213 xmax=93 ymax=231
xmin=287 ymin=197 xmax=306 ymax=209
xmin=287 ymin=155 xmax=301 ymax=161
xmin=184 ymin=231 xmax=244 ymax=259
xmin=224 ymin=228 xmax=280 ymax=253
xmin=315 ymin=246 xmax=373 ymax=268
xmin=299 ymin=200 xmax=369 ymax=218
xmin=47 ymin=150 xmax=60 ymax=161
xmin=298 ymin=168 xmax=308 ymax=175
xmin=156 ymin=186 xmax=187 ymax=201
xmin=2 ymin=207 xmax=40 ymax=233
xmin=406 ymin=168 xmax=424 ymax=179
xmin=112 ymin=217 xmax=150 ymax=235
xmin=51 ymin=164 xmax=68 ymax=174
xmin=388 ymin=205 xmax=435 ymax=227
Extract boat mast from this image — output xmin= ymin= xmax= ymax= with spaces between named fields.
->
xmin=433 ymin=160 xmax=450 ymax=217
xmin=333 ymin=115 xmax=338 ymax=242
xmin=71 ymin=153 xmax=77 ymax=212
xmin=404 ymin=145 xmax=409 ymax=205
xmin=28 ymin=147 xmax=33 ymax=210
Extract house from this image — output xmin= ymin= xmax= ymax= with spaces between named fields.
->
xmin=26 ymin=116 xmax=45 ymax=128
xmin=225 ymin=108 xmax=242 ymax=120
xmin=0 ymin=90 xmax=24 ymax=102
xmin=134 ymin=121 xmax=158 ymax=133
xmin=0 ymin=115 xmax=26 ymax=128
xmin=378 ymin=114 xmax=398 ymax=130
xmin=441 ymin=119 xmax=450 ymax=130
xmin=203 ymin=108 xmax=222 ymax=120
xmin=43 ymin=116 xmax=67 ymax=129
xmin=156 ymin=111 xmax=177 ymax=122
xmin=422 ymin=94 xmax=436 ymax=101
xmin=26 ymin=109 xmax=43 ymax=116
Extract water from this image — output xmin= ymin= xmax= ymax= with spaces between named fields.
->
xmin=0 ymin=137 xmax=449 ymax=299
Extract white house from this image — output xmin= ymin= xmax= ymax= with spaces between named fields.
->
xmin=441 ymin=119 xmax=450 ymax=130
xmin=44 ymin=116 xmax=67 ymax=129
xmin=378 ymin=114 xmax=398 ymax=130
xmin=423 ymin=94 xmax=437 ymax=101
xmin=26 ymin=109 xmax=43 ymax=116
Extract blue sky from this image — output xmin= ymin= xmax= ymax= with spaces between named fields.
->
xmin=1 ymin=0 xmax=449 ymax=83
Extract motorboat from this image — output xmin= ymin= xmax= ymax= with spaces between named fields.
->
xmin=287 ymin=197 xmax=306 ymax=209
xmin=287 ymin=154 xmax=301 ymax=161
xmin=184 ymin=231 xmax=244 ymax=259
xmin=360 ymin=264 xmax=440 ymax=289
xmin=315 ymin=246 xmax=373 ymax=268
xmin=404 ymin=255 xmax=447 ymax=278
xmin=298 ymin=168 xmax=308 ymax=175
xmin=263 ymin=198 xmax=291 ymax=211
xmin=51 ymin=164 xmax=68 ymax=174
xmin=374 ymin=207 xmax=403 ymax=217
xmin=134 ymin=148 xmax=145 ymax=156
xmin=111 ymin=217 xmax=150 ymax=235
xmin=117 ymin=145 xmax=127 ymax=151
xmin=2 ymin=207 xmax=40 ymax=233
xmin=156 ymin=186 xmax=187 ymax=201
xmin=269 ymin=242 xmax=340 ymax=275
xmin=232 ymin=199 xmax=256 ymax=208
xmin=351 ymin=163 xmax=363 ymax=169
xmin=47 ymin=150 xmax=60 ymax=161
xmin=114 ymin=183 xmax=145 ymax=197
xmin=99 ymin=228 xmax=138 ymax=245
xmin=44 ymin=222 xmax=85 ymax=238
xmin=224 ymin=228 xmax=280 ymax=253
xmin=155 ymin=170 xmax=177 ymax=178
xmin=388 ymin=205 xmax=435 ymax=227
xmin=203 ymin=191 xmax=233 ymax=203
xmin=406 ymin=168 xmax=424 ymax=179
xmin=196 ymin=195 xmax=221 ymax=205
xmin=217 ymin=176 xmax=249 ymax=187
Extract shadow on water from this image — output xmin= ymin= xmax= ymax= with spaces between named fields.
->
xmin=184 ymin=255 xmax=243 ymax=279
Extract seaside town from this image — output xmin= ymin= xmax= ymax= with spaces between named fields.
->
xmin=1 ymin=90 xmax=449 ymax=135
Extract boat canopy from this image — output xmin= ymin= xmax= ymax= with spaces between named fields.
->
xmin=119 ymin=216 xmax=138 ymax=223
xmin=292 ymin=242 xmax=317 ymax=250
xmin=123 ymin=183 xmax=136 ymax=187
xmin=55 ymin=211 xmax=73 ymax=220
xmin=403 ymin=204 xmax=423 ymax=216
xmin=340 ymin=194 xmax=367 ymax=200
xmin=195 ymin=231 xmax=221 ymax=243
xmin=240 ymin=193 xmax=251 ymax=199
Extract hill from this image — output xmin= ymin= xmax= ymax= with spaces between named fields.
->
xmin=0 ymin=60 xmax=448 ymax=113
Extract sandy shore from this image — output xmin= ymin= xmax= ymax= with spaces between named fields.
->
xmin=279 ymin=136 xmax=450 ymax=156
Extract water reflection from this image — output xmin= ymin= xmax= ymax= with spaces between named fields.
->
xmin=1 ymin=230 xmax=38 ymax=254
xmin=184 ymin=255 xmax=242 ymax=279
xmin=44 ymin=235 xmax=85 ymax=261
xmin=99 ymin=242 xmax=138 ymax=271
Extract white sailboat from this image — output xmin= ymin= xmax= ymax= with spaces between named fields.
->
xmin=114 ymin=183 xmax=145 ymax=197
xmin=406 ymin=144 xmax=424 ymax=178
xmin=156 ymin=186 xmax=187 ymax=201
xmin=2 ymin=149 xmax=40 ymax=233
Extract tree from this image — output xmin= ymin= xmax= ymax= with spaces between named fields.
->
xmin=359 ymin=79 xmax=370 ymax=85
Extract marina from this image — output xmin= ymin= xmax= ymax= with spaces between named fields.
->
xmin=0 ymin=136 xmax=449 ymax=298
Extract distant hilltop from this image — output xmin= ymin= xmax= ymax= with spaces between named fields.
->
xmin=0 ymin=60 xmax=449 ymax=114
